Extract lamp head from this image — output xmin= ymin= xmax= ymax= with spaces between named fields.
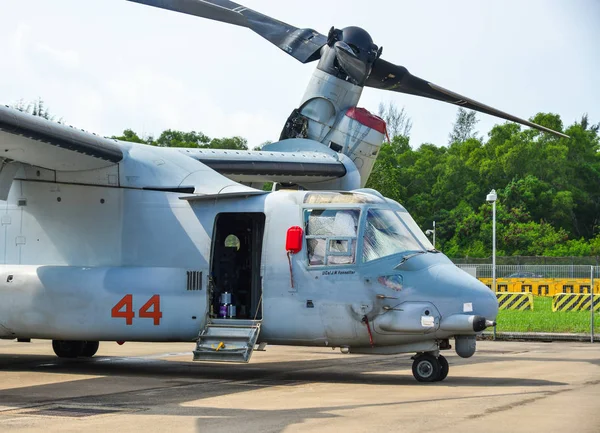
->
xmin=486 ymin=189 xmax=497 ymax=203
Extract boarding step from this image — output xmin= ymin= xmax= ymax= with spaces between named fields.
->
xmin=193 ymin=319 xmax=261 ymax=363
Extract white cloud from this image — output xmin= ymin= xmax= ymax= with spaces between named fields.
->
xmin=10 ymin=22 xmax=30 ymax=52
xmin=35 ymin=44 xmax=80 ymax=69
xmin=8 ymin=23 xmax=32 ymax=74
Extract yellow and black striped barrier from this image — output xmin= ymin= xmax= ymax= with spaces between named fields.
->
xmin=552 ymin=293 xmax=600 ymax=312
xmin=496 ymin=293 xmax=533 ymax=311
xmin=479 ymin=278 xmax=600 ymax=297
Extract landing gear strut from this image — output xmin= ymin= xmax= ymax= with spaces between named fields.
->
xmin=52 ymin=340 xmax=99 ymax=358
xmin=412 ymin=353 xmax=449 ymax=382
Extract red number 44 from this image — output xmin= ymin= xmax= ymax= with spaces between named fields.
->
xmin=111 ymin=295 xmax=163 ymax=326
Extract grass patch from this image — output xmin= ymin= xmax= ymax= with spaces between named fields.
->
xmin=496 ymin=296 xmax=600 ymax=333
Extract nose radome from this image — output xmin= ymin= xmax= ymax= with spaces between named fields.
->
xmin=468 ymin=277 xmax=499 ymax=320
xmin=433 ymin=264 xmax=499 ymax=320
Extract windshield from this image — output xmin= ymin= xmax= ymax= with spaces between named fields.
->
xmin=363 ymin=209 xmax=425 ymax=262
xmin=396 ymin=211 xmax=435 ymax=250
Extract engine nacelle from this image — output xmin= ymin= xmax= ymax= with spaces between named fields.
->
xmin=279 ymin=68 xmax=386 ymax=187
xmin=281 ymin=104 xmax=386 ymax=187
xmin=327 ymin=107 xmax=386 ymax=187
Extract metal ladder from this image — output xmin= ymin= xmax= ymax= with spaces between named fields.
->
xmin=193 ymin=319 xmax=262 ymax=363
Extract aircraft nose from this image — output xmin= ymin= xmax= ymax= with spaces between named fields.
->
xmin=468 ymin=277 xmax=499 ymax=320
xmin=433 ymin=264 xmax=499 ymax=320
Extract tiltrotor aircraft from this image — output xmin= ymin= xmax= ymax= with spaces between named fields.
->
xmin=0 ymin=0 xmax=566 ymax=382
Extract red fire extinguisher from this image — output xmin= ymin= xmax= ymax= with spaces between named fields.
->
xmin=286 ymin=226 xmax=303 ymax=288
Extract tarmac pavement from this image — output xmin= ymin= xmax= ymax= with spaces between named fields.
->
xmin=0 ymin=339 xmax=599 ymax=432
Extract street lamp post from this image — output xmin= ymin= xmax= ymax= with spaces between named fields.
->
xmin=426 ymin=221 xmax=436 ymax=249
xmin=486 ymin=190 xmax=497 ymax=291
xmin=486 ymin=190 xmax=497 ymax=339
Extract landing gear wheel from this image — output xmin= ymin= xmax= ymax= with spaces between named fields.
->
xmin=81 ymin=341 xmax=99 ymax=357
xmin=435 ymin=355 xmax=449 ymax=382
xmin=52 ymin=340 xmax=85 ymax=358
xmin=412 ymin=353 xmax=441 ymax=382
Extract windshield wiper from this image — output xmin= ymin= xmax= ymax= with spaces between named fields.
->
xmin=395 ymin=251 xmax=426 ymax=267
xmin=427 ymin=248 xmax=440 ymax=253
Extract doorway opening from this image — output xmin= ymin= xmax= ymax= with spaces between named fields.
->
xmin=210 ymin=213 xmax=265 ymax=320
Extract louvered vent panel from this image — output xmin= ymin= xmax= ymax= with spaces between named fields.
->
xmin=187 ymin=271 xmax=203 ymax=291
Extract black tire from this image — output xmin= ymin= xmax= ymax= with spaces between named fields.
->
xmin=81 ymin=341 xmax=99 ymax=357
xmin=52 ymin=340 xmax=85 ymax=358
xmin=412 ymin=353 xmax=441 ymax=383
xmin=435 ymin=355 xmax=449 ymax=382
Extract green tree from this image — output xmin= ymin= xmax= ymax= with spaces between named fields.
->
xmin=377 ymin=101 xmax=412 ymax=138
xmin=111 ymin=129 xmax=151 ymax=144
xmin=114 ymin=128 xmax=249 ymax=151
xmin=367 ymin=109 xmax=599 ymax=258
xmin=448 ymin=108 xmax=480 ymax=144
xmin=155 ymin=130 xmax=210 ymax=148
xmin=207 ymin=136 xmax=248 ymax=150
xmin=12 ymin=98 xmax=63 ymax=123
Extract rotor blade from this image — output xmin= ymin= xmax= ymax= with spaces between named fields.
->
xmin=366 ymin=58 xmax=569 ymax=138
xmin=127 ymin=0 xmax=327 ymax=63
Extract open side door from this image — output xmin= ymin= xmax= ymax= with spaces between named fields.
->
xmin=194 ymin=212 xmax=265 ymax=362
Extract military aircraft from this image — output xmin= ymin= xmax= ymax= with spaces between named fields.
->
xmin=0 ymin=0 xmax=566 ymax=382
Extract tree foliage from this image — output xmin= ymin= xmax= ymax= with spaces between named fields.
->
xmin=367 ymin=108 xmax=600 ymax=258
xmin=12 ymin=98 xmax=63 ymax=123
xmin=377 ymin=101 xmax=412 ymax=139
xmin=113 ymin=129 xmax=248 ymax=150
xmin=448 ymin=108 xmax=480 ymax=144
xmin=112 ymin=129 xmax=148 ymax=144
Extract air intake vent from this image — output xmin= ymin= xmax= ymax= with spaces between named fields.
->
xmin=187 ymin=271 xmax=203 ymax=291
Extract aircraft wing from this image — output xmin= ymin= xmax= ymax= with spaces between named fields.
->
xmin=178 ymin=146 xmax=348 ymax=184
xmin=0 ymin=105 xmax=352 ymax=189
xmin=0 ymin=105 xmax=123 ymax=171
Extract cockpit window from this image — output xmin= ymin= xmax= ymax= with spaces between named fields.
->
xmin=363 ymin=209 xmax=424 ymax=262
xmin=396 ymin=211 xmax=435 ymax=251
xmin=305 ymin=209 xmax=359 ymax=266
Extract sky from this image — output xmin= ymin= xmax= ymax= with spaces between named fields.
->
xmin=1 ymin=0 xmax=598 ymax=149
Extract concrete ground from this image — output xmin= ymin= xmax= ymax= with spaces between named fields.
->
xmin=0 ymin=339 xmax=598 ymax=433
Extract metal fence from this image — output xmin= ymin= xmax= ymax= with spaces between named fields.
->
xmin=457 ymin=265 xmax=600 ymax=296
xmin=452 ymin=256 xmax=600 ymax=266
xmin=456 ymin=264 xmax=600 ymax=279
xmin=457 ymin=264 xmax=599 ymax=341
